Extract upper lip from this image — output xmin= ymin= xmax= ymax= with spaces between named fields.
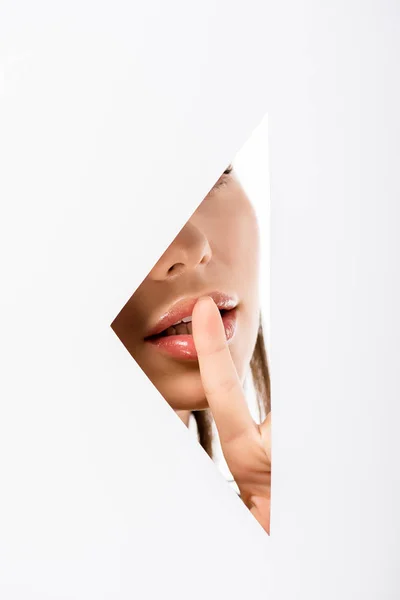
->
xmin=144 ymin=291 xmax=238 ymax=338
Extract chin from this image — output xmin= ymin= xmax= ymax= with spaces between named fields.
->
xmin=156 ymin=371 xmax=209 ymax=411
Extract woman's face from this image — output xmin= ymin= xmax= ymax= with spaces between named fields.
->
xmin=111 ymin=167 xmax=261 ymax=410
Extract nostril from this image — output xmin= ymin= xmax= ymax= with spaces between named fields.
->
xmin=167 ymin=263 xmax=184 ymax=276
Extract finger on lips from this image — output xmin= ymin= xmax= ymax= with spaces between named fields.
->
xmin=191 ymin=296 xmax=257 ymax=446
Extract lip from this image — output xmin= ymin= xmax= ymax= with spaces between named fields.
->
xmin=144 ymin=291 xmax=238 ymax=361
xmin=146 ymin=308 xmax=238 ymax=360
xmin=144 ymin=291 xmax=238 ymax=339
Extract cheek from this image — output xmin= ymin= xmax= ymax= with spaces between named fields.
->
xmin=205 ymin=193 xmax=260 ymax=378
xmin=213 ymin=196 xmax=260 ymax=285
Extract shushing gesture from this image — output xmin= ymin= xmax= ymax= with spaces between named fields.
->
xmin=192 ymin=296 xmax=271 ymax=534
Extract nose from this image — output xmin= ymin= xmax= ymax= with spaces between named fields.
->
xmin=148 ymin=219 xmax=212 ymax=281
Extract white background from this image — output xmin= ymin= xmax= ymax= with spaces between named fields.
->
xmin=265 ymin=3 xmax=400 ymax=598
xmin=1 ymin=1 xmax=400 ymax=599
xmin=0 ymin=2 xmax=271 ymax=599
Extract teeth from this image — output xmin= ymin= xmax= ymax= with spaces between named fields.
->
xmin=164 ymin=321 xmax=193 ymax=336
xmin=175 ymin=323 xmax=188 ymax=335
xmin=165 ymin=326 xmax=177 ymax=336
xmin=171 ymin=315 xmax=192 ymax=326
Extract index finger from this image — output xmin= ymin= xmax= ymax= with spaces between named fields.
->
xmin=192 ymin=296 xmax=257 ymax=446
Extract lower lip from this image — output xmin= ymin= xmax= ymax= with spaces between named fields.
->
xmin=145 ymin=308 xmax=238 ymax=360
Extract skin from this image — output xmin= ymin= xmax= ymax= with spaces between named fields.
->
xmin=111 ymin=168 xmax=271 ymax=533
xmin=192 ymin=297 xmax=271 ymax=533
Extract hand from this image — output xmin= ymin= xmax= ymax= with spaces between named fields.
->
xmin=192 ymin=296 xmax=271 ymax=534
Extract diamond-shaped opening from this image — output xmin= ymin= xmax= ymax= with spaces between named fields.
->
xmin=110 ymin=125 xmax=271 ymax=533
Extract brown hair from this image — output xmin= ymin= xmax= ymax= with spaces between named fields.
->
xmin=193 ymin=315 xmax=270 ymax=458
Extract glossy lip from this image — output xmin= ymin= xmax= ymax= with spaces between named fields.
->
xmin=144 ymin=290 xmax=238 ymax=339
xmin=145 ymin=307 xmax=238 ymax=361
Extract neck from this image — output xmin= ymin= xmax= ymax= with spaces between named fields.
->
xmin=175 ymin=410 xmax=191 ymax=427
